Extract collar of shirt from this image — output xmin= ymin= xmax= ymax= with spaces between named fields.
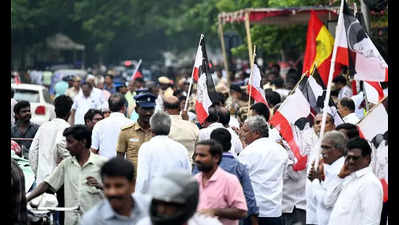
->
xmin=208 ymin=122 xmax=224 ymax=129
xmin=198 ymin=167 xmax=223 ymax=185
xmin=222 ymin=152 xmax=235 ymax=159
xmin=71 ymin=151 xmax=97 ymax=168
xmin=102 ymin=197 xmax=141 ymax=221
xmin=170 ymin=114 xmax=183 ymax=120
xmin=133 ymin=122 xmax=148 ymax=132
xmin=352 ymin=166 xmax=372 ymax=179
xmin=109 ymin=112 xmax=127 ymax=119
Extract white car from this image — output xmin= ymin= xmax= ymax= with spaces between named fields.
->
xmin=12 ymin=83 xmax=56 ymax=125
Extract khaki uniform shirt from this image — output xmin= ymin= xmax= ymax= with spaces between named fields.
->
xmin=116 ymin=122 xmax=152 ymax=176
xmin=44 ymin=152 xmax=107 ymax=225
xmin=168 ymin=115 xmax=199 ymax=163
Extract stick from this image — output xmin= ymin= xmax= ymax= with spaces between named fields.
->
xmin=247 ymin=45 xmax=257 ymax=118
xmin=315 ymin=0 xmax=345 ymax=169
xmin=184 ymin=34 xmax=204 ymax=112
xmin=131 ymin=59 xmax=142 ymax=80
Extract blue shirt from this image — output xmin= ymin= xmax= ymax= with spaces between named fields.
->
xmin=193 ymin=152 xmax=259 ymax=217
xmin=80 ymin=192 xmax=151 ymax=225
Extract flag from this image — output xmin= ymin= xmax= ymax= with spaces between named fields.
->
xmin=248 ymin=64 xmax=269 ymax=107
xmin=302 ymin=11 xmax=341 ymax=86
xmin=298 ymin=70 xmax=344 ymax=127
xmin=270 ymin=87 xmax=311 ymax=171
xmin=357 ymin=100 xmax=387 ymax=142
xmin=334 ymin=1 xmax=388 ymax=82
xmin=363 ymin=81 xmax=385 ymax=104
xmin=192 ymin=35 xmax=204 ymax=82
xmin=132 ymin=70 xmax=143 ymax=80
xmin=195 ymin=36 xmax=218 ymax=124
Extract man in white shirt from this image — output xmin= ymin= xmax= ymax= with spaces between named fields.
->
xmin=337 ymin=97 xmax=360 ymax=124
xmin=304 ymin=112 xmax=336 ymax=225
xmin=70 ymin=82 xmax=105 ymax=125
xmin=135 ymin=111 xmax=191 ymax=194
xmin=29 ymin=95 xmax=73 ymax=185
xmin=198 ymin=106 xmax=224 ymax=141
xmin=328 ymin=137 xmax=383 ymax=225
xmin=90 ymin=93 xmax=133 ymax=158
xmin=333 ymin=75 xmax=352 ymax=100
xmin=216 ymin=107 xmax=243 ymax=157
xmin=308 ymin=131 xmax=347 ymax=225
xmin=237 ymin=116 xmax=288 ymax=225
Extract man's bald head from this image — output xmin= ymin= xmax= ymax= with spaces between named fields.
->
xmin=164 ymin=96 xmax=180 ymax=114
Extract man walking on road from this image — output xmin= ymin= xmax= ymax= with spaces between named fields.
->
xmin=135 ymin=111 xmax=191 ymax=194
xmin=91 ymin=93 xmax=133 ymax=158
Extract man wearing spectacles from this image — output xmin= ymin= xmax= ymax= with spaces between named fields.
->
xmin=327 ymin=137 xmax=383 ymax=225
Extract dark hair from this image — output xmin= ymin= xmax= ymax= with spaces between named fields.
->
xmin=14 ymin=100 xmax=30 ymax=115
xmin=210 ymin=128 xmax=232 ymax=152
xmin=81 ymin=81 xmax=93 ymax=88
xmin=196 ymin=139 xmax=223 ymax=165
xmin=164 ymin=100 xmax=180 ymax=110
xmin=84 ymin=109 xmax=103 ymax=124
xmin=339 ymin=97 xmax=355 ymax=112
xmin=100 ymin=157 xmax=135 ymax=182
xmin=336 ymin=123 xmax=360 ymax=139
xmin=206 ymin=106 xmax=219 ymax=123
xmin=54 ymin=95 xmax=73 ymax=118
xmin=347 ymin=137 xmax=372 ymax=157
xmin=134 ymin=77 xmax=144 ymax=83
xmin=333 ymin=75 xmax=347 ymax=85
xmin=250 ymin=102 xmax=270 ymax=122
xmin=63 ymin=125 xmax=92 ymax=148
xmin=105 ymin=74 xmax=113 ymax=80
xmin=265 ymin=90 xmax=281 ymax=107
xmin=217 ymin=107 xmax=230 ymax=126
xmin=272 ymin=77 xmax=285 ymax=88
xmin=108 ymin=93 xmax=127 ymax=112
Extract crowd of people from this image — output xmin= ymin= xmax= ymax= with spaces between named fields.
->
xmin=10 ymin=61 xmax=388 ymax=225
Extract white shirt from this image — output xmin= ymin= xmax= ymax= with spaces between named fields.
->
xmin=199 ymin=123 xmax=243 ymax=157
xmin=72 ymin=91 xmax=104 ymax=125
xmin=343 ymin=112 xmax=361 ymax=124
xmin=282 ymin=151 xmax=307 ymax=213
xmin=238 ymin=137 xmax=288 ymax=217
xmin=373 ymin=141 xmax=388 ymax=183
xmin=78 ymin=87 xmax=109 ymax=110
xmin=302 ymin=128 xmax=320 ymax=224
xmin=328 ymin=166 xmax=383 ymax=225
xmin=91 ymin=112 xmax=133 ymax=158
xmin=229 ymin=116 xmax=240 ymax=128
xmin=135 ymin=135 xmax=191 ymax=194
xmin=29 ymin=118 xmax=71 ymax=184
xmin=311 ymin=157 xmax=345 ymax=225
xmin=338 ymin=85 xmax=353 ymax=100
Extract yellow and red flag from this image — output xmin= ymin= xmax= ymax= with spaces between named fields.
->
xmin=302 ymin=11 xmax=341 ymax=86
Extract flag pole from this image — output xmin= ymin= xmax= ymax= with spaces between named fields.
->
xmin=184 ymin=34 xmax=204 ymax=112
xmin=131 ymin=59 xmax=142 ymax=80
xmin=315 ymin=0 xmax=345 ymax=169
xmin=247 ymin=45 xmax=256 ymax=118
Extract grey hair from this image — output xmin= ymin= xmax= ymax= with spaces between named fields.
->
xmin=150 ymin=111 xmax=171 ymax=135
xmin=323 ymin=130 xmax=348 ymax=153
xmin=245 ymin=115 xmax=269 ymax=137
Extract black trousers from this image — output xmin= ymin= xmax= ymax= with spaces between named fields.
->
xmin=282 ymin=208 xmax=306 ymax=225
xmin=258 ymin=216 xmax=283 ymax=225
xmin=380 ymin=202 xmax=388 ymax=225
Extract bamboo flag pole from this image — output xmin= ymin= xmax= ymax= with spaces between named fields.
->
xmin=245 ymin=10 xmax=254 ymax=66
xmin=218 ymin=15 xmax=231 ymax=88
xmin=184 ymin=34 xmax=204 ymax=112
xmin=247 ymin=45 xmax=256 ymax=118
xmin=315 ymin=0 xmax=345 ymax=169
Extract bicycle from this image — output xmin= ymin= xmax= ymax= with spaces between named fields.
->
xmin=27 ymin=203 xmax=80 ymax=225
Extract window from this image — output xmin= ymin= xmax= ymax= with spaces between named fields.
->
xmin=14 ymin=89 xmax=40 ymax=103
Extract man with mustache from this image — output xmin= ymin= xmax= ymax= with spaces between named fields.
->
xmin=80 ymin=157 xmax=151 ymax=225
xmin=193 ymin=139 xmax=248 ymax=225
xmin=11 ymin=100 xmax=40 ymax=159
xmin=327 ymin=137 xmax=383 ymax=225
xmin=117 ymin=92 xmax=156 ymax=179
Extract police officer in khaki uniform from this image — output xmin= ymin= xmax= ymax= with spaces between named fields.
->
xmin=116 ymin=92 xmax=156 ymax=177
